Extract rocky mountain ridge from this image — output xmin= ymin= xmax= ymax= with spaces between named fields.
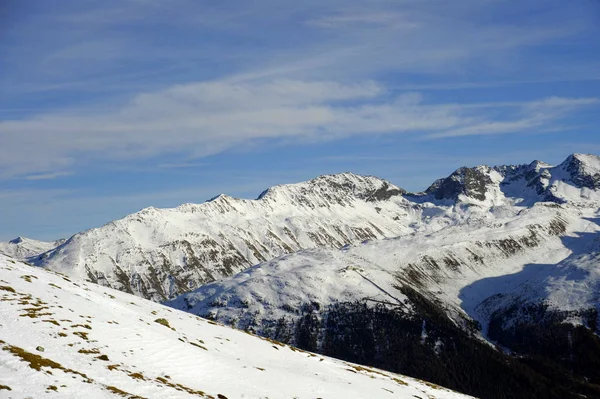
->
xmin=2 ymin=153 xmax=599 ymax=305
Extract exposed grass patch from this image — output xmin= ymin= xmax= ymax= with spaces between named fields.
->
xmin=2 ymin=344 xmax=92 ymax=382
xmin=0 ymin=285 xmax=15 ymax=293
xmin=422 ymin=380 xmax=444 ymax=390
xmin=20 ymin=307 xmax=53 ymax=318
xmin=190 ymin=342 xmax=208 ymax=351
xmin=392 ymin=377 xmax=408 ymax=386
xmin=0 ymin=385 xmax=11 ymax=391
xmin=154 ymin=318 xmax=175 ymax=330
xmin=20 ymin=275 xmax=37 ymax=283
xmin=73 ymin=331 xmax=89 ymax=341
xmin=96 ymin=354 xmax=109 ymax=361
xmin=105 ymin=385 xmax=147 ymax=399
xmin=47 ymin=385 xmax=58 ymax=391
xmin=48 ymin=283 xmax=62 ymax=289
xmin=42 ymin=319 xmax=60 ymax=326
xmin=154 ymin=377 xmax=211 ymax=397
xmin=71 ymin=324 xmax=92 ymax=330
xmin=129 ymin=372 xmax=146 ymax=380
xmin=78 ymin=348 xmax=100 ymax=355
xmin=58 ymin=332 xmax=67 ymax=337
xmin=347 ymin=363 xmax=407 ymax=386
xmin=107 ymin=364 xmax=120 ymax=371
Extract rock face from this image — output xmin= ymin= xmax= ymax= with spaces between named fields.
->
xmin=559 ymin=153 xmax=600 ymax=190
xmin=19 ymin=153 xmax=600 ymax=308
xmin=426 ymin=166 xmax=496 ymax=201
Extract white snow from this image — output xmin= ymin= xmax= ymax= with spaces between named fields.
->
xmin=0 ymin=237 xmax=64 ymax=261
xmin=168 ymin=202 xmax=600 ymax=342
xmin=27 ymin=154 xmax=600 ymax=305
xmin=33 ymin=173 xmax=418 ymax=301
xmin=0 ymin=254 xmax=471 ymax=399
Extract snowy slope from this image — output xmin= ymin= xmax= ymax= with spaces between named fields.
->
xmin=0 ymin=254 xmax=471 ymax=399
xmin=476 ymin=229 xmax=600 ymax=329
xmin=0 ymin=237 xmax=65 ymax=261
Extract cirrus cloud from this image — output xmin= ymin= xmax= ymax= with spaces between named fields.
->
xmin=1 ymin=78 xmax=596 ymax=179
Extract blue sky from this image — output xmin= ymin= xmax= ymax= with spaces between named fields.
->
xmin=1 ymin=0 xmax=600 ymax=241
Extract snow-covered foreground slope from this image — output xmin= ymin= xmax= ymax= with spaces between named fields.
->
xmin=0 ymin=254 xmax=470 ymax=399
xmin=0 ymin=237 xmax=65 ymax=261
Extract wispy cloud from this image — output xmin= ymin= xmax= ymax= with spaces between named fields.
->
xmin=307 ymin=12 xmax=420 ymax=29
xmin=1 ymin=78 xmax=596 ymax=178
xmin=24 ymin=172 xmax=73 ymax=181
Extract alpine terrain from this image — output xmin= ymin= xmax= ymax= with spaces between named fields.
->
xmin=24 ymin=173 xmax=411 ymax=302
xmin=3 ymin=153 xmax=600 ymax=398
xmin=164 ymin=153 xmax=600 ymax=399
xmin=0 ymin=253 xmax=470 ymax=398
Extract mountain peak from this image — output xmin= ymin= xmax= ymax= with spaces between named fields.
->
xmin=256 ymin=172 xmax=405 ymax=204
xmin=8 ymin=236 xmax=25 ymax=244
xmin=557 ymin=153 xmax=600 ymax=190
xmin=425 ymin=165 xmax=500 ymax=202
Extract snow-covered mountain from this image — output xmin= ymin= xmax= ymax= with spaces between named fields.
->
xmin=0 ymin=253 xmax=470 ymax=399
xmin=166 ymin=153 xmax=600 ymax=398
xmin=30 ymin=154 xmax=600 ymax=308
xmin=4 ymin=153 xmax=600 ymax=397
xmin=31 ymin=173 xmax=416 ymax=301
xmin=0 ymin=236 xmax=65 ymax=261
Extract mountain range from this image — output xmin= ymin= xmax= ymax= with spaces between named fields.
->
xmin=2 ymin=153 xmax=600 ymax=398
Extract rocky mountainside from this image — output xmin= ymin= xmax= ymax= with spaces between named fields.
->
xmin=0 ymin=254 xmax=470 ymax=398
xmin=26 ymin=173 xmax=418 ymax=301
xmin=166 ymin=153 xmax=600 ymax=398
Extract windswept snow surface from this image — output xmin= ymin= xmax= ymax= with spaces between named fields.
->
xmin=0 ymin=254 xmax=471 ymax=399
